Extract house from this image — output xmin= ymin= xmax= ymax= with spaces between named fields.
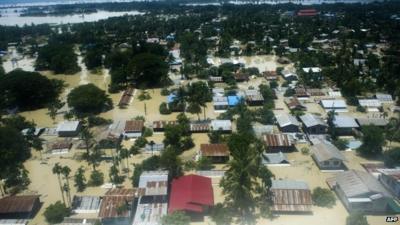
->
xmin=261 ymin=152 xmax=290 ymax=166
xmin=118 ymin=87 xmax=134 ymax=108
xmin=262 ymin=134 xmax=294 ymax=153
xmin=302 ymin=67 xmax=321 ymax=73
xmin=299 ymin=114 xmax=327 ymax=134
xmin=311 ymin=139 xmax=346 ymax=170
xmin=190 ymin=121 xmax=210 ymax=133
xmin=50 ymin=140 xmax=72 ymax=154
xmin=252 ymin=123 xmax=274 ymax=138
xmin=332 ymin=115 xmax=359 ymax=136
xmin=152 ymin=121 xmax=176 ymax=132
xmin=56 ymin=121 xmax=81 ymax=137
xmin=263 ymin=71 xmax=278 ymax=80
xmin=307 ymin=89 xmax=325 ymax=97
xmin=99 ymin=189 xmax=136 ymax=225
xmin=320 ymin=99 xmax=348 ymax=112
xmin=209 ymin=76 xmax=223 ymax=83
xmin=213 ymin=96 xmax=228 ymax=111
xmin=199 ymin=144 xmax=229 ymax=163
xmin=133 ymin=171 xmax=169 ymax=225
xmin=210 ymin=120 xmax=232 ymax=133
xmin=275 ymin=113 xmax=300 ymax=133
xmin=358 ymin=99 xmax=381 ymax=112
xmin=294 ymin=88 xmax=310 ymax=99
xmin=377 ymin=169 xmax=400 ymax=198
xmin=169 ymin=175 xmax=214 ymax=219
xmin=0 ymin=196 xmax=41 ymax=219
xmin=71 ymin=196 xmax=101 ymax=214
xmin=326 ymin=170 xmax=393 ymax=213
xmin=286 ymin=98 xmax=306 ymax=111
xmin=375 ymin=93 xmax=394 ymax=104
xmin=245 ymin=90 xmax=264 ymax=106
xmin=282 ymin=70 xmax=298 ymax=81
xmin=123 ymin=120 xmax=144 ymax=138
xmin=356 ymin=118 xmax=388 ymax=128
xmin=0 ymin=219 xmax=29 ymax=225
xmin=270 ymin=180 xmax=312 ymax=213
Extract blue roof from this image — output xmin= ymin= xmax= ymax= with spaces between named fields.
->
xmin=167 ymin=94 xmax=177 ymax=104
xmin=227 ymin=95 xmax=241 ymax=106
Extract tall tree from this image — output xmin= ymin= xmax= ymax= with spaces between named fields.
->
xmin=52 ymin=163 xmax=66 ymax=205
xmin=61 ymin=166 xmax=72 ymax=206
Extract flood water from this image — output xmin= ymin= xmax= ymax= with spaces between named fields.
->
xmin=0 ymin=8 xmax=143 ymax=26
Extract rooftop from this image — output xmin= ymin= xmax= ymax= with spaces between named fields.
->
xmin=124 ymin=120 xmax=144 ymax=132
xmin=299 ymin=114 xmax=326 ymax=128
xmin=328 ymin=170 xmax=391 ymax=198
xmin=275 ymin=113 xmax=300 ymax=128
xmin=98 ymin=189 xmax=136 ymax=218
xmin=262 ymin=134 xmax=292 ymax=147
xmin=169 ymin=175 xmax=214 ymax=213
xmin=261 ymin=152 xmax=289 ymax=165
xmin=333 ymin=115 xmax=359 ymax=128
xmin=271 ymin=180 xmax=312 ymax=212
xmin=311 ymin=139 xmax=346 ymax=162
xmin=56 ymin=121 xmax=80 ymax=132
xmin=200 ymin=144 xmax=230 ymax=157
xmin=320 ymin=99 xmax=347 ymax=109
xmin=0 ymin=195 xmax=40 ymax=215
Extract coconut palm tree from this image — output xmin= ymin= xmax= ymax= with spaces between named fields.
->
xmin=52 ymin=163 xmax=66 ymax=205
xmin=61 ymin=166 xmax=72 ymax=206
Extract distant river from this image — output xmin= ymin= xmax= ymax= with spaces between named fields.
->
xmin=0 ymin=9 xmax=143 ymax=26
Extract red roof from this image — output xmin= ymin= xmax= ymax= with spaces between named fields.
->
xmin=297 ymin=9 xmax=318 ymax=16
xmin=168 ymin=175 xmax=214 ymax=213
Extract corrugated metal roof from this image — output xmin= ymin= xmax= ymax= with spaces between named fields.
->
xmin=0 ymin=196 xmax=40 ymax=214
xmin=200 ymin=144 xmax=229 ymax=157
xmin=124 ymin=120 xmax=144 ymax=132
xmin=262 ymin=152 xmax=289 ymax=165
xmin=377 ymin=168 xmax=400 ymax=182
xmin=98 ymin=189 xmax=136 ymax=218
xmin=271 ymin=180 xmax=312 ymax=212
xmin=138 ymin=171 xmax=169 ymax=196
xmin=262 ymin=134 xmax=292 ymax=147
xmin=375 ymin=93 xmax=393 ymax=103
xmin=210 ymin=120 xmax=232 ymax=131
xmin=72 ymin=196 xmax=101 ymax=212
xmin=56 ymin=121 xmax=80 ymax=132
xmin=300 ymin=114 xmax=326 ymax=128
xmin=333 ymin=115 xmax=359 ymax=128
xmin=320 ymin=99 xmax=347 ymax=109
xmin=311 ymin=139 xmax=346 ymax=162
xmin=329 ymin=170 xmax=391 ymax=198
xmin=276 ymin=113 xmax=300 ymax=127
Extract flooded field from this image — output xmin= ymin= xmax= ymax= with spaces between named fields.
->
xmin=0 ymin=9 xmax=143 ymax=26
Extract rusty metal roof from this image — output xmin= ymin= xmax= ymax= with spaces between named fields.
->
xmin=200 ymin=144 xmax=229 ymax=157
xmin=190 ymin=122 xmax=210 ymax=132
xmin=0 ymin=195 xmax=40 ymax=214
xmin=152 ymin=120 xmax=176 ymax=130
xmin=271 ymin=180 xmax=312 ymax=212
xmin=124 ymin=120 xmax=144 ymax=132
xmin=98 ymin=189 xmax=136 ymax=219
xmin=262 ymin=134 xmax=292 ymax=147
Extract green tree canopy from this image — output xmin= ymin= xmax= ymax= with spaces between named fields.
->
xmin=357 ymin=125 xmax=385 ymax=156
xmin=346 ymin=213 xmax=369 ymax=225
xmin=161 ymin=211 xmax=190 ymax=225
xmin=0 ymin=70 xmax=64 ymax=110
xmin=36 ymin=43 xmax=80 ymax=74
xmin=311 ymin=187 xmax=336 ymax=208
xmin=43 ymin=201 xmax=70 ymax=224
xmin=383 ymin=147 xmax=400 ymax=168
xmin=67 ymin=84 xmax=112 ymax=114
xmin=127 ymin=53 xmax=169 ymax=87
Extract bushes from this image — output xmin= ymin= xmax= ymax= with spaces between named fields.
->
xmin=67 ymin=84 xmax=113 ymax=114
xmin=346 ymin=213 xmax=369 ymax=225
xmin=161 ymin=88 xmax=170 ymax=96
xmin=89 ymin=170 xmax=104 ymax=186
xmin=159 ymin=102 xmax=171 ymax=114
xmin=138 ymin=91 xmax=151 ymax=101
xmin=312 ymin=187 xmax=336 ymax=208
xmin=43 ymin=201 xmax=70 ymax=224
xmin=88 ymin=116 xmax=113 ymax=127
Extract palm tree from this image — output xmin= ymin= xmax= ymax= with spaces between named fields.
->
xmin=61 ymin=166 xmax=72 ymax=206
xmin=52 ymin=163 xmax=66 ymax=205
xmin=173 ymin=87 xmax=187 ymax=113
xmin=79 ymin=126 xmax=94 ymax=159
xmin=386 ymin=115 xmax=400 ymax=148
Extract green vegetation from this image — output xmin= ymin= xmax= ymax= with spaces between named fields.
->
xmin=67 ymin=84 xmax=112 ymax=114
xmin=89 ymin=170 xmax=104 ymax=186
xmin=346 ymin=213 xmax=369 ymax=225
xmin=312 ymin=187 xmax=336 ymax=208
xmin=383 ymin=147 xmax=400 ymax=168
xmin=161 ymin=211 xmax=190 ymax=225
xmin=43 ymin=201 xmax=70 ymax=224
xmin=357 ymin=125 xmax=385 ymax=156
xmin=74 ymin=166 xmax=87 ymax=192
xmin=0 ymin=70 xmax=64 ymax=111
xmin=36 ymin=42 xmax=80 ymax=74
